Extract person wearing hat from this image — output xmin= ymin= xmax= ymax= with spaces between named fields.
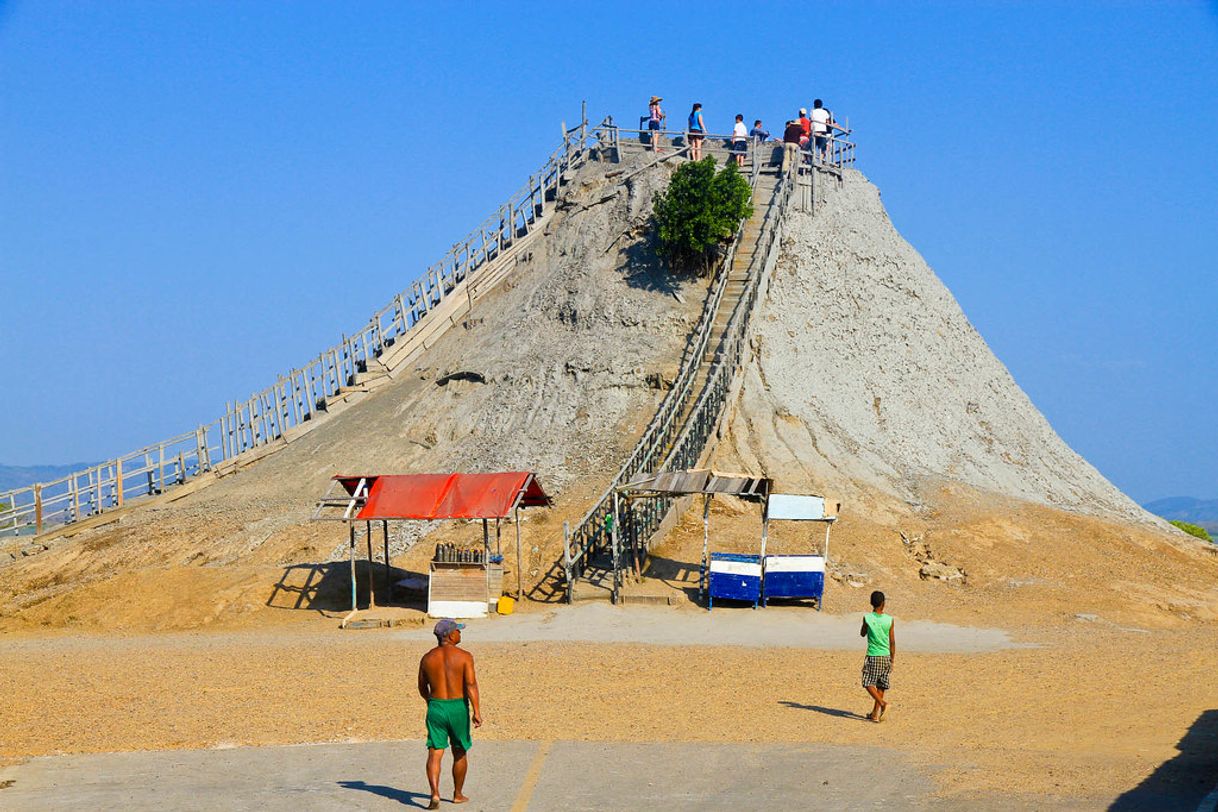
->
xmin=418 ymin=618 xmax=482 ymax=809
xmin=647 ymin=95 xmax=665 ymax=152
xmin=798 ymin=107 xmax=812 ymax=147
xmin=782 ymin=119 xmax=804 ymax=173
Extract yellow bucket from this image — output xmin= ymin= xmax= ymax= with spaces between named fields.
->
xmin=496 ymin=595 xmax=516 ymax=615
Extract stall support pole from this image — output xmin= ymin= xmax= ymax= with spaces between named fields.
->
xmin=495 ymin=519 xmax=502 ymax=556
xmin=365 ymin=521 xmax=376 ymax=608
xmin=822 ymin=523 xmax=832 ymax=612
xmin=348 ymin=523 xmax=357 ymax=612
xmin=699 ymin=495 xmax=711 ymax=599
xmin=562 ymin=521 xmax=573 ymax=604
xmin=382 ymin=520 xmax=390 ymax=600
xmin=611 ymin=491 xmax=622 ymax=604
xmin=760 ymin=517 xmax=770 ymax=607
xmin=514 ymin=508 xmax=523 ymax=598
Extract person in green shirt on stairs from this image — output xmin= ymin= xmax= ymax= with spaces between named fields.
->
xmin=860 ymin=590 xmax=895 ymax=723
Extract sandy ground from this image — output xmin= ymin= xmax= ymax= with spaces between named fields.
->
xmin=2 ymin=607 xmax=1216 ymax=806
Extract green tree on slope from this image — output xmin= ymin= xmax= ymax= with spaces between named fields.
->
xmin=1170 ymin=520 xmax=1213 ymax=542
xmin=653 ymin=157 xmax=753 ymax=273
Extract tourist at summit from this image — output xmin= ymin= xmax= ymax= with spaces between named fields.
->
xmin=419 ymin=619 xmax=482 ymax=809
xmin=647 ymin=95 xmax=665 ymax=152
xmin=810 ymin=98 xmax=848 ymax=165
xmin=798 ymin=107 xmax=812 ymax=147
xmin=749 ymin=119 xmax=770 ymax=141
xmin=687 ymin=103 xmax=706 ymax=161
xmin=860 ymin=590 xmax=895 ymax=723
xmin=781 ymin=119 xmax=803 ymax=173
xmin=731 ymin=114 xmax=748 ymax=167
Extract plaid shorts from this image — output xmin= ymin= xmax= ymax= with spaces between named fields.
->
xmin=861 ymin=655 xmax=892 ymax=690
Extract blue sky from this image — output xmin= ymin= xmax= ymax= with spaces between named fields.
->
xmin=1 ymin=1 xmax=1215 ymax=502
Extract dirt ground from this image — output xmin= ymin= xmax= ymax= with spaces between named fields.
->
xmin=1 ymin=613 xmax=1216 ymax=805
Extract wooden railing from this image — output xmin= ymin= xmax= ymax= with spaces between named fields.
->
xmin=561 ymin=143 xmax=804 ymax=602
xmin=560 ymin=131 xmax=779 ymax=598
xmin=1 ymin=112 xmax=590 ymax=538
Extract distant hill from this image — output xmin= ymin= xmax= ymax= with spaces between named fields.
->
xmin=0 ymin=463 xmax=95 ymax=494
xmin=1143 ymin=497 xmax=1218 ymax=533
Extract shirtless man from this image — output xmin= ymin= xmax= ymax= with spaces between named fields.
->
xmin=418 ymin=619 xmax=482 ymax=809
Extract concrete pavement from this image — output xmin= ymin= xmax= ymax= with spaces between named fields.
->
xmin=0 ymin=738 xmax=1102 ymax=811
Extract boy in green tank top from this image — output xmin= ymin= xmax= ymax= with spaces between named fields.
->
xmin=860 ymin=590 xmax=895 ymax=722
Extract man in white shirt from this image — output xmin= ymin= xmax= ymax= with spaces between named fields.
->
xmin=731 ymin=114 xmax=748 ymax=167
xmin=809 ymin=98 xmax=847 ymax=165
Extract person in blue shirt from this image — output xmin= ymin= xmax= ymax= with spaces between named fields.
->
xmin=748 ymin=119 xmax=770 ymax=141
xmin=687 ymin=103 xmax=705 ymax=161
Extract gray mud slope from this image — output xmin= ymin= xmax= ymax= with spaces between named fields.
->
xmin=111 ymin=154 xmax=702 ymax=548
xmin=724 ymin=168 xmax=1152 ymax=523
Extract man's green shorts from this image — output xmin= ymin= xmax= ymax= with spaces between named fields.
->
xmin=425 ymin=698 xmax=472 ymax=751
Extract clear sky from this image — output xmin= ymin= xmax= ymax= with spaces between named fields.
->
xmin=1 ymin=1 xmax=1215 ymax=502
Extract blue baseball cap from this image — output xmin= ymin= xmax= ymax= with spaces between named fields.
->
xmin=434 ymin=618 xmax=466 ymax=640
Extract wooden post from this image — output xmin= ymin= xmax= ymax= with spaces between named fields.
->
xmin=34 ymin=483 xmax=43 ymax=534
xmin=349 ymin=523 xmax=358 ymax=612
xmin=196 ymin=426 xmax=209 ymax=472
xmin=157 ymin=445 xmax=165 ymax=493
xmin=514 ymin=507 xmax=523 ymax=599
xmin=383 ymin=520 xmax=391 ymax=601
xmin=562 ymin=520 xmax=573 ymax=604
xmin=115 ymin=459 xmax=124 ymax=507
xmin=611 ymin=492 xmax=621 ymax=604
xmin=365 ymin=521 xmax=376 ymax=608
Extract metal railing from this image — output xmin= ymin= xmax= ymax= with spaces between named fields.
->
xmin=1 ymin=113 xmax=591 ymax=538
xmin=561 ymin=134 xmax=779 ymax=598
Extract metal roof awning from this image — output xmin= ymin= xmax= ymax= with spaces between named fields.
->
xmin=619 ymin=469 xmax=771 ymax=501
xmin=327 ymin=472 xmax=550 ymax=521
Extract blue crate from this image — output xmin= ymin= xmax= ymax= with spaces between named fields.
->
xmin=707 ymin=552 xmax=762 ymax=610
xmin=763 ymin=555 xmax=825 ymax=609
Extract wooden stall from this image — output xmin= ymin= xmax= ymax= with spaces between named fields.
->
xmin=312 ymin=472 xmax=550 ymax=625
xmin=761 ymin=493 xmax=840 ymax=610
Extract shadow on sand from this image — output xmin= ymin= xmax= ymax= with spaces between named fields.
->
xmin=779 ymin=701 xmax=869 ymax=721
xmin=1109 ymin=709 xmax=1218 ymax=810
xmin=266 ymin=560 xmax=427 ymax=614
xmin=336 ymin=780 xmax=430 ymax=807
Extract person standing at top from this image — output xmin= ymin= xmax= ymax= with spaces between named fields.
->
xmin=687 ymin=103 xmax=706 ymax=161
xmin=781 ymin=119 xmax=803 ymax=173
xmin=648 ymin=95 xmax=665 ymax=152
xmin=798 ymin=107 xmax=812 ymax=147
xmin=810 ymin=98 xmax=847 ymax=165
xmin=748 ymin=119 xmax=770 ymax=141
xmin=731 ymin=114 xmax=748 ymax=167
xmin=860 ymin=591 xmax=895 ymax=723
xmin=419 ymin=619 xmax=483 ymax=809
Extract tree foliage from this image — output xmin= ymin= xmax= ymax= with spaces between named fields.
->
xmin=653 ymin=157 xmax=753 ymax=273
xmin=1169 ymin=520 xmax=1213 ymax=542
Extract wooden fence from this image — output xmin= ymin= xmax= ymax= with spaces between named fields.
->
xmin=562 ymin=135 xmax=803 ymax=602
xmin=1 ymin=112 xmax=591 ymax=538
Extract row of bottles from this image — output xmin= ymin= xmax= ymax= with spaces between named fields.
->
xmin=433 ymin=543 xmax=486 ymax=564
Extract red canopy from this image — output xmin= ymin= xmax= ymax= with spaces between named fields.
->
xmin=334 ymin=472 xmax=549 ymax=521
